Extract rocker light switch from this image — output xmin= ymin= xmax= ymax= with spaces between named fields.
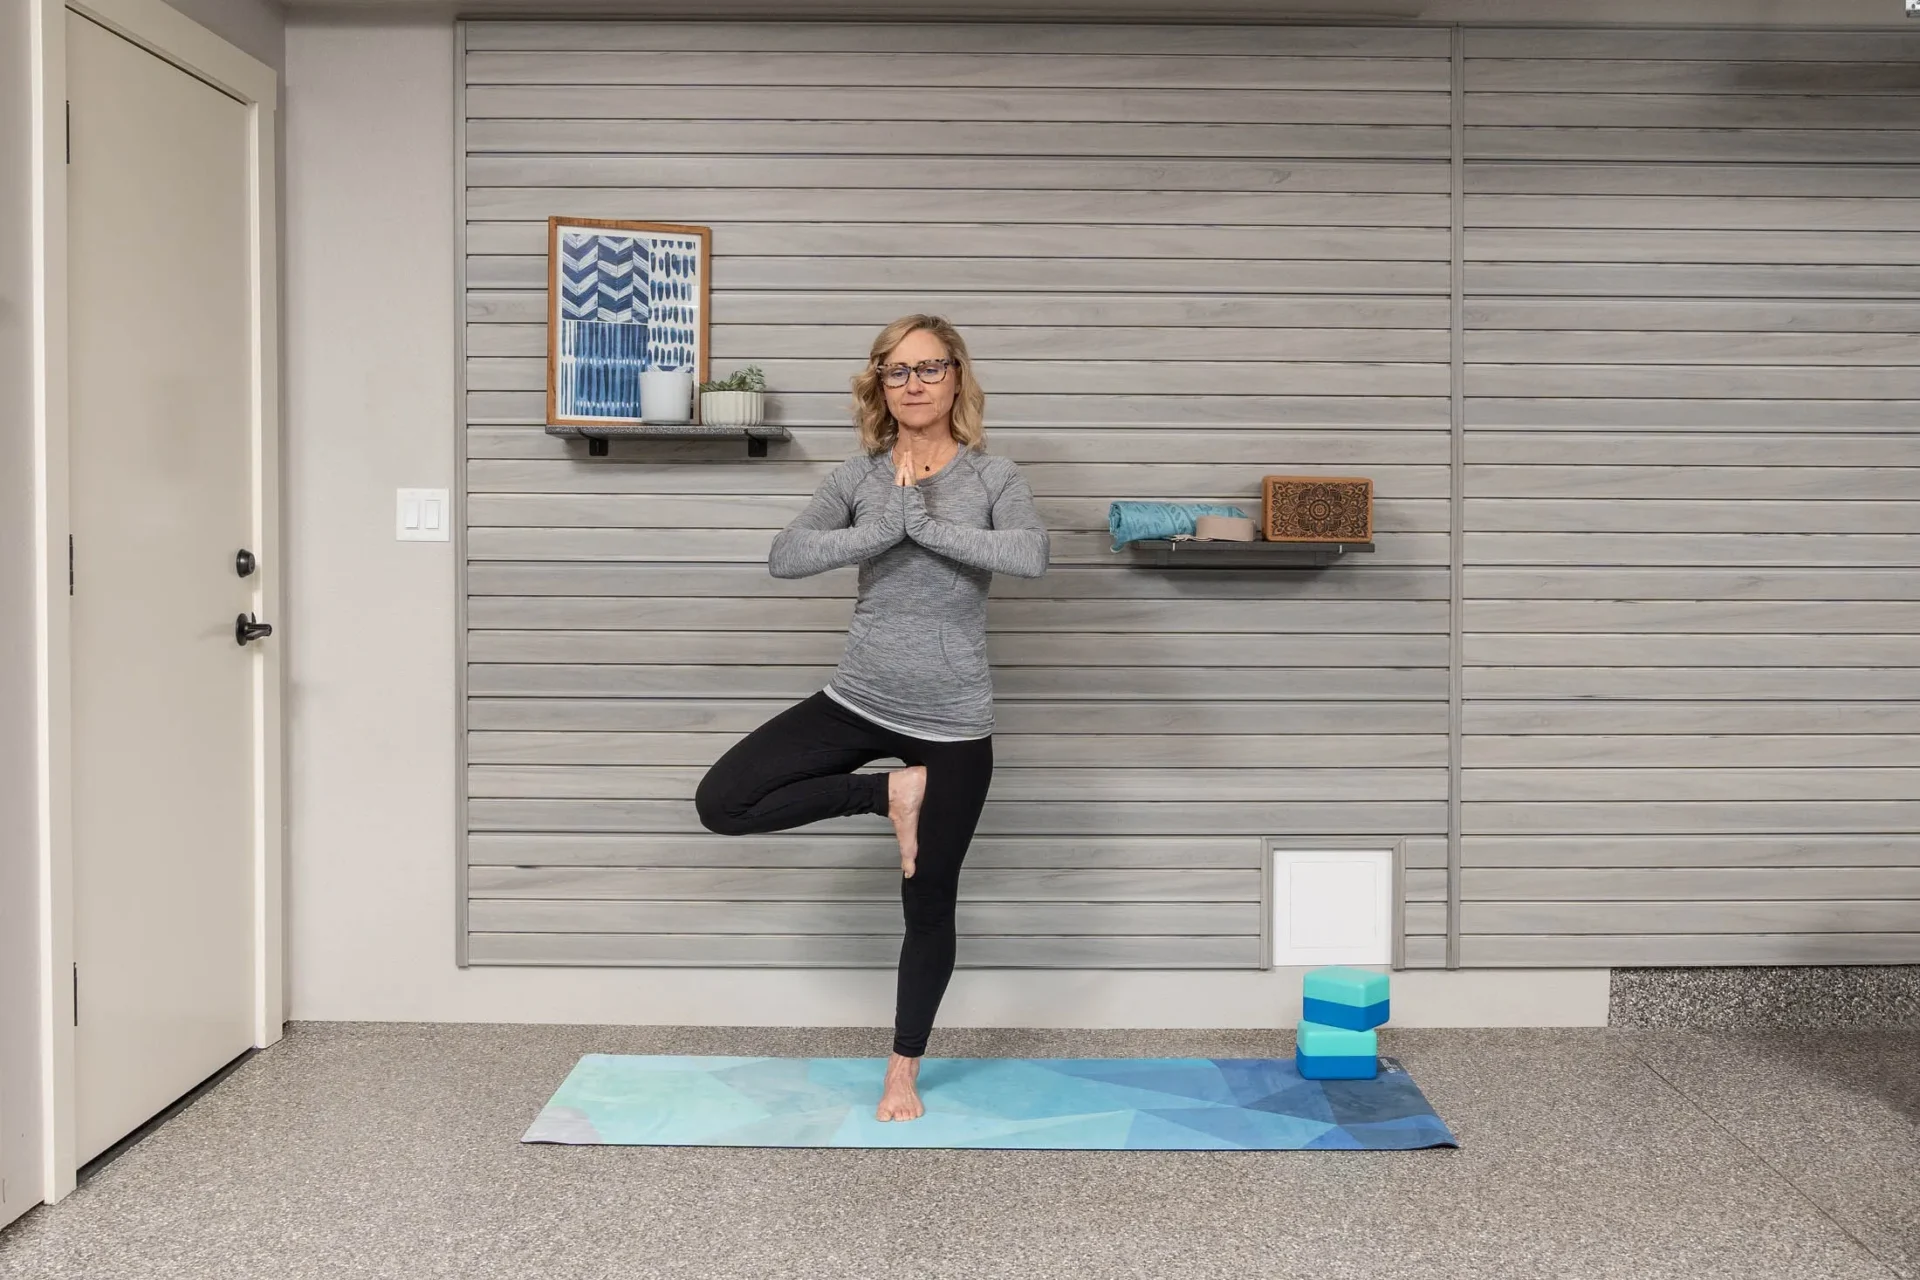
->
xmin=397 ymin=488 xmax=450 ymax=541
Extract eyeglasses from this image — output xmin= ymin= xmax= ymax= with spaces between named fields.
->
xmin=876 ymin=358 xmax=956 ymax=388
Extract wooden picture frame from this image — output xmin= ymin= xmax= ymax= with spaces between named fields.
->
xmin=546 ymin=215 xmax=712 ymax=428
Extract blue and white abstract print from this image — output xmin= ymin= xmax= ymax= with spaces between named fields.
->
xmin=554 ymin=225 xmax=704 ymax=421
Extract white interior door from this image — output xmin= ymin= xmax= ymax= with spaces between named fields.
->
xmin=66 ymin=9 xmax=258 ymax=1165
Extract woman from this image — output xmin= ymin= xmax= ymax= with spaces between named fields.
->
xmin=694 ymin=315 xmax=1050 ymax=1122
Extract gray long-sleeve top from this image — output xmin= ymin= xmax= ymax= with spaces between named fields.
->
xmin=769 ymin=447 xmax=1050 ymax=740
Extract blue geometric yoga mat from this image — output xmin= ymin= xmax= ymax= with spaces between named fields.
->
xmin=521 ymin=1054 xmax=1458 ymax=1150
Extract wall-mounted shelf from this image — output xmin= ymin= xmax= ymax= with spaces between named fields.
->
xmin=546 ymin=423 xmax=793 ymax=457
xmin=1126 ymin=538 xmax=1374 ymax=567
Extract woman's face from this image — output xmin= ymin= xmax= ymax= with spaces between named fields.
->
xmin=879 ymin=328 xmax=959 ymax=436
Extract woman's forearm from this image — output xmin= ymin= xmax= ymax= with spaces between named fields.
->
xmin=769 ymin=485 xmax=905 ymax=578
xmin=901 ymin=484 xmax=1049 ymax=578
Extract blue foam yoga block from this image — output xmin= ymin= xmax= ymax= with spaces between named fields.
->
xmin=1301 ymin=966 xmax=1390 ymax=1032
xmin=1295 ymin=1019 xmax=1379 ymax=1081
xmin=1297 ymin=1052 xmax=1378 ymax=1081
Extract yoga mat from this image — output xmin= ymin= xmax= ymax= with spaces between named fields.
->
xmin=522 ymin=1053 xmax=1457 ymax=1150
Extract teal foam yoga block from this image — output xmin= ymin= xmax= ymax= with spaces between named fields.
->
xmin=1303 ymin=966 xmax=1389 ymax=1009
xmin=1296 ymin=1020 xmax=1377 ymax=1060
xmin=1295 ymin=1019 xmax=1379 ymax=1081
xmin=1302 ymin=966 xmax=1390 ymax=1032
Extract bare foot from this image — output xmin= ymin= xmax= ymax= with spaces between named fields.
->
xmin=887 ymin=765 xmax=927 ymax=878
xmin=876 ymin=1051 xmax=925 ymax=1121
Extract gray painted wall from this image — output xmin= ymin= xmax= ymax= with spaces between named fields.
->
xmin=166 ymin=0 xmax=286 ymax=72
xmin=457 ymin=19 xmax=1920 ymax=972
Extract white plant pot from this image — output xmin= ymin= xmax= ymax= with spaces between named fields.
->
xmin=639 ymin=367 xmax=694 ymax=423
xmin=700 ymin=389 xmax=765 ymax=427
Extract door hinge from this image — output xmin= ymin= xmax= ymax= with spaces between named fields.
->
xmin=68 ymin=534 xmax=74 ymax=595
xmin=73 ymin=962 xmax=79 ymax=1026
xmin=65 ymin=100 xmax=70 ymax=165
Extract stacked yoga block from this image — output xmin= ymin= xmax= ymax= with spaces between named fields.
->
xmin=1295 ymin=966 xmax=1389 ymax=1081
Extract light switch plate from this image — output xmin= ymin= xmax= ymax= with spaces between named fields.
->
xmin=397 ymin=488 xmax=451 ymax=542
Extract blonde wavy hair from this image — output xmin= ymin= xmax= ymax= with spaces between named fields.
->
xmin=850 ymin=314 xmax=987 ymax=456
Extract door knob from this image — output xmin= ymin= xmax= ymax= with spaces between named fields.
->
xmin=236 ymin=549 xmax=256 ymax=577
xmin=235 ymin=612 xmax=274 ymax=646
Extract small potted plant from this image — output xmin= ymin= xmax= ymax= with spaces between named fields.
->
xmin=698 ymin=365 xmax=767 ymax=427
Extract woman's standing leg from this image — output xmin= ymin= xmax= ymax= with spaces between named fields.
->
xmin=700 ymin=693 xmax=991 ymax=1122
xmin=877 ymin=734 xmax=993 ymax=1119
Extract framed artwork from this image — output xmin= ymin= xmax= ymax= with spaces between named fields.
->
xmin=546 ymin=216 xmax=712 ymax=428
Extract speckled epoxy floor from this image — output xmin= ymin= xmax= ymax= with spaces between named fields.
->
xmin=2 ymin=1024 xmax=1915 ymax=1280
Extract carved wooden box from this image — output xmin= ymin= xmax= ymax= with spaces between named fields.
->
xmin=1260 ymin=476 xmax=1373 ymax=543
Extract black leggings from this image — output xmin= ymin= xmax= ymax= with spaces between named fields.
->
xmin=692 ymin=690 xmax=994 ymax=1058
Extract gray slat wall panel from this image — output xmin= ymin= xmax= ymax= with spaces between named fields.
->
xmin=1460 ymin=26 xmax=1920 ymax=969
xmin=464 ymin=51 xmax=1455 ymax=91
xmin=469 ymin=866 xmax=1260 ymax=900
xmin=462 ymin=20 xmax=1920 ymax=974
xmin=463 ymin=125 xmax=1452 ymax=160
xmin=471 ymin=292 xmax=1457 ymax=325
xmin=469 ymin=800 xmax=1447 ymax=836
xmin=469 ymin=732 xmax=1449 ymax=767
xmin=460 ymin=20 xmax=1452 ymax=969
xmin=467 ymin=699 xmax=1448 ymax=734
xmin=466 ymin=833 xmax=1266 ymax=868
xmin=1460 ymin=935 xmax=1920 ymax=967
xmin=468 ymin=933 xmax=1264 ymax=967
xmin=468 ymin=901 xmax=1262 ymax=934
xmin=467 ymin=765 xmax=1448 ymax=802
xmin=462 ymin=23 xmax=1455 ymax=54
xmin=466 ymin=183 xmax=1450 ymax=219
xmin=1398 ymin=836 xmax=1447 ymax=969
xmin=472 ymin=391 xmax=1453 ymax=426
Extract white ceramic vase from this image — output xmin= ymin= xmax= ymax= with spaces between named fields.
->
xmin=639 ymin=367 xmax=694 ymax=423
xmin=699 ymin=389 xmax=765 ymax=427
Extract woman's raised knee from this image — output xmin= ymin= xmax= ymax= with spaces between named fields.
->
xmin=694 ymin=774 xmax=746 ymax=835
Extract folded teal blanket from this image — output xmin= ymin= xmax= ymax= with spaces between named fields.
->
xmin=1108 ymin=500 xmax=1251 ymax=552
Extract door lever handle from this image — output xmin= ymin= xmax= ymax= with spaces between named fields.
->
xmin=236 ymin=612 xmax=274 ymax=646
